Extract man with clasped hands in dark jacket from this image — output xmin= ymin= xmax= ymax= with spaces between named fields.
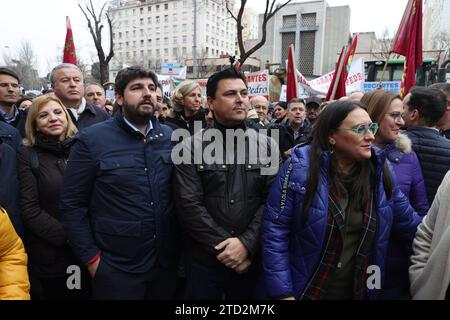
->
xmin=173 ymin=67 xmax=279 ymax=299
xmin=60 ymin=66 xmax=178 ymax=300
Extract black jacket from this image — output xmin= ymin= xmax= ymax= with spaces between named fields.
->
xmin=273 ymin=119 xmax=312 ymax=158
xmin=174 ymin=122 xmax=279 ymax=267
xmin=165 ymin=108 xmax=207 ymax=135
xmin=17 ymin=137 xmax=79 ymax=276
xmin=67 ymin=101 xmax=110 ymax=130
xmin=405 ymin=126 xmax=450 ymax=205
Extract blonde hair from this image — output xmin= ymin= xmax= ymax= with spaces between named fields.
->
xmin=171 ymin=80 xmax=201 ymax=113
xmin=23 ymin=94 xmax=78 ymax=146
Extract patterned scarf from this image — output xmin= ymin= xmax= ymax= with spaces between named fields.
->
xmin=301 ymin=191 xmax=377 ymax=300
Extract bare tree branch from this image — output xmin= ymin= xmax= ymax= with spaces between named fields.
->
xmin=105 ymin=13 xmax=115 ymax=65
xmin=79 ymin=0 xmax=114 ymax=84
xmin=237 ymin=0 xmax=293 ymax=65
xmin=79 ymin=4 xmax=99 ymax=44
xmin=99 ymin=2 xmax=108 ymax=19
xmin=225 ymin=0 xmax=238 ymax=22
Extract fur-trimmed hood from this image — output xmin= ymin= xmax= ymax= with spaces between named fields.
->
xmin=394 ymin=132 xmax=412 ymax=154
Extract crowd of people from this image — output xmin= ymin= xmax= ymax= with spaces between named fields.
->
xmin=0 ymin=62 xmax=450 ymax=300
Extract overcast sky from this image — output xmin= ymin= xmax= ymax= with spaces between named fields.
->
xmin=0 ymin=0 xmax=408 ymax=77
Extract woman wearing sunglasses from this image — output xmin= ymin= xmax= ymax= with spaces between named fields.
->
xmin=261 ymin=100 xmax=421 ymax=300
xmin=362 ymin=90 xmax=429 ymax=299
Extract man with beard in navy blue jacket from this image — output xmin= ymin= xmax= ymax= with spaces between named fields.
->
xmin=60 ymin=66 xmax=178 ymax=300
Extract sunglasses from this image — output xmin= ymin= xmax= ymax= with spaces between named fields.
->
xmin=336 ymin=123 xmax=379 ymax=136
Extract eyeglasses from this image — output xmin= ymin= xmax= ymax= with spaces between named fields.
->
xmin=336 ymin=123 xmax=379 ymax=136
xmin=0 ymin=82 xmax=20 ymax=89
xmin=387 ymin=112 xmax=405 ymax=122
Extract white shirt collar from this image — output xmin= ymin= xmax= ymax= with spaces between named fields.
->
xmin=123 ymin=116 xmax=154 ymax=137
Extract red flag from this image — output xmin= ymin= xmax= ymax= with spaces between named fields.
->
xmin=63 ymin=16 xmax=77 ymax=65
xmin=326 ymin=35 xmax=358 ymax=101
xmin=391 ymin=0 xmax=423 ymax=97
xmin=286 ymin=45 xmax=298 ymax=102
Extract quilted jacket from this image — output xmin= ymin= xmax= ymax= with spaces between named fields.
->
xmin=262 ymin=144 xmax=422 ymax=300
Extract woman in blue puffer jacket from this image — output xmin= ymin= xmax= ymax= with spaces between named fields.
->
xmin=262 ymin=100 xmax=422 ymax=300
xmin=362 ymin=90 xmax=429 ymax=299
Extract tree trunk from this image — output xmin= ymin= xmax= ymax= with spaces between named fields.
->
xmin=100 ymin=62 xmax=109 ymax=85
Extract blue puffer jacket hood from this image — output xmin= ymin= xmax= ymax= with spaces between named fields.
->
xmin=262 ymin=144 xmax=422 ymax=300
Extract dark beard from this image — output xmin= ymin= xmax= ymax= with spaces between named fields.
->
xmin=121 ymin=100 xmax=154 ymax=126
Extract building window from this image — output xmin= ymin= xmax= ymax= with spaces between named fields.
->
xmin=156 ymin=38 xmax=160 ymax=45
xmin=164 ymin=37 xmax=169 ymax=45
xmin=156 ymin=5 xmax=160 ymax=12
xmin=173 ymin=25 xmax=178 ymax=32
xmin=164 ymin=3 xmax=168 ymax=10
xmin=148 ymin=39 xmax=152 ymax=45
xmin=140 ymin=8 xmax=143 ymax=14
xmin=283 ymin=15 xmax=297 ymax=28
xmin=133 ymin=30 xmax=136 ymax=37
xmin=182 ymin=24 xmax=187 ymax=32
xmin=156 ymin=16 xmax=160 ymax=23
xmin=141 ymin=40 xmax=145 ymax=47
xmin=164 ymin=26 xmax=169 ymax=33
xmin=164 ymin=48 xmax=169 ymax=55
xmin=164 ymin=15 xmax=169 ymax=23
xmin=182 ymin=35 xmax=187 ymax=43
xmin=147 ymin=28 xmax=152 ymax=34
xmin=183 ymin=0 xmax=188 ymax=9
xmin=173 ymin=36 xmax=178 ymax=44
xmin=156 ymin=27 xmax=160 ymax=34
xmin=133 ymin=9 xmax=136 ymax=16
xmin=301 ymin=13 xmax=317 ymax=27
xmin=182 ymin=47 xmax=187 ymax=54
xmin=173 ymin=47 xmax=178 ymax=56
xmin=156 ymin=49 xmax=160 ymax=56
xmin=173 ymin=2 xmax=177 ymax=9
xmin=173 ymin=13 xmax=177 ymax=22
xmin=148 ymin=6 xmax=151 ymax=13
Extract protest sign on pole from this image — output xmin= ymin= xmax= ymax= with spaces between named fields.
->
xmin=246 ymin=70 xmax=270 ymax=99
xmin=157 ymin=75 xmax=173 ymax=99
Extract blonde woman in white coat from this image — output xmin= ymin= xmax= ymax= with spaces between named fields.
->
xmin=409 ymin=170 xmax=450 ymax=300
